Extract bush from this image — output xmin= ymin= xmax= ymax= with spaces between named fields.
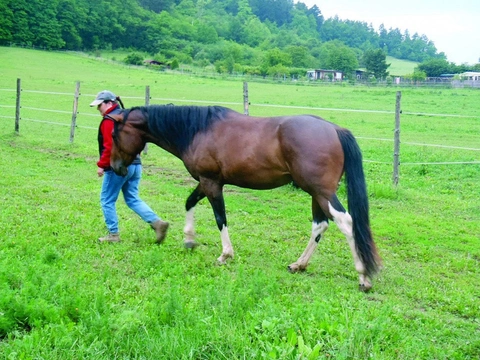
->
xmin=170 ymin=59 xmax=179 ymax=70
xmin=243 ymin=66 xmax=261 ymax=76
xmin=123 ymin=52 xmax=144 ymax=65
xmin=193 ymin=58 xmax=210 ymax=68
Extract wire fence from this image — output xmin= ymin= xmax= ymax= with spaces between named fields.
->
xmin=1 ymin=81 xmax=479 ymax=172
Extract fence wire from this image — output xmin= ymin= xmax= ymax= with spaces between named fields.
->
xmin=1 ymin=87 xmax=479 ymax=166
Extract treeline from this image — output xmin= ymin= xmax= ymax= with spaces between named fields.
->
xmin=0 ymin=0 xmax=473 ymax=77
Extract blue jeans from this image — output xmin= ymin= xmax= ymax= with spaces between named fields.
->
xmin=100 ymin=164 xmax=160 ymax=234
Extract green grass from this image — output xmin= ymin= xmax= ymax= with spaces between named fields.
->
xmin=0 ymin=47 xmax=479 ymax=359
xmin=386 ymin=56 xmax=418 ymax=76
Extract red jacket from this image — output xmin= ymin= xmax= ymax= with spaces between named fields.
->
xmin=97 ymin=104 xmax=120 ymax=169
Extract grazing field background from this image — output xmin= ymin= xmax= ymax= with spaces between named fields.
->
xmin=0 ymin=47 xmax=479 ymax=359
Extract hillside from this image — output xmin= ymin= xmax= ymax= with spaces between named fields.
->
xmin=88 ymin=50 xmax=418 ymax=77
xmin=1 ymin=0 xmax=443 ymax=79
xmin=386 ymin=56 xmax=418 ymax=76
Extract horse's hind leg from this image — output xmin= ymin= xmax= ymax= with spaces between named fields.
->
xmin=327 ymin=195 xmax=371 ymax=291
xmin=288 ymin=198 xmax=329 ymax=272
xmin=184 ymin=184 xmax=206 ymax=248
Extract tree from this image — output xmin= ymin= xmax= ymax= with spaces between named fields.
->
xmin=363 ymin=49 xmax=390 ymax=79
xmin=56 ymin=0 xmax=86 ymax=49
xmin=260 ymin=47 xmax=292 ymax=76
xmin=411 ymin=69 xmax=427 ymax=82
xmin=138 ymin=0 xmax=175 ymax=13
xmin=237 ymin=0 xmax=253 ymax=22
xmin=286 ymin=45 xmax=313 ymax=68
xmin=0 ymin=0 xmax=14 ymax=43
xmin=320 ymin=17 xmax=378 ymax=49
xmin=318 ymin=41 xmax=358 ymax=76
xmin=384 ymin=27 xmax=403 ymax=58
xmin=8 ymin=0 xmax=35 ymax=45
xmin=263 ymin=48 xmax=292 ymax=67
xmin=288 ymin=6 xmax=318 ymax=40
xmin=242 ymin=17 xmax=271 ymax=47
xmin=0 ymin=0 xmax=448 ymax=67
xmin=250 ymin=0 xmax=293 ymax=26
xmin=307 ymin=4 xmax=324 ymax=32
xmin=194 ymin=22 xmax=219 ymax=44
xmin=417 ymin=58 xmax=454 ymax=77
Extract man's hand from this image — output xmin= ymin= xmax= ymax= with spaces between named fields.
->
xmin=97 ymin=167 xmax=105 ymax=177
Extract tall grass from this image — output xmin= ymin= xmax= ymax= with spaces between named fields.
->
xmin=0 ymin=47 xmax=479 ymax=359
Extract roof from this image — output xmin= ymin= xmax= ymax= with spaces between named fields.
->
xmin=460 ymin=71 xmax=480 ymax=76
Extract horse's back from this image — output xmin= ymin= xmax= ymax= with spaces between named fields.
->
xmin=274 ymin=114 xmax=343 ymax=156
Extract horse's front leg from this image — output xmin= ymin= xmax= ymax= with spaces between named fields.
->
xmin=184 ymin=184 xmax=206 ymax=249
xmin=200 ymin=177 xmax=233 ymax=264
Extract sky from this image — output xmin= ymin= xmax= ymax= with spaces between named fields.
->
xmin=298 ymin=0 xmax=480 ymax=65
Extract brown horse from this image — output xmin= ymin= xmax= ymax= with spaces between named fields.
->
xmin=109 ymin=105 xmax=381 ymax=291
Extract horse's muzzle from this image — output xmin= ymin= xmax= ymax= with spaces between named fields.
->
xmin=111 ymin=161 xmax=128 ymax=177
xmin=117 ymin=167 xmax=128 ymax=177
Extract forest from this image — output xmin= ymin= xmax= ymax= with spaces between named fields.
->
xmin=0 ymin=0 xmax=476 ymax=78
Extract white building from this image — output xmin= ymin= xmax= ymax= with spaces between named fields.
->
xmin=307 ymin=69 xmax=344 ymax=81
xmin=460 ymin=71 xmax=480 ymax=80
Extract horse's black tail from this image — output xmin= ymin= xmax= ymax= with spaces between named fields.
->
xmin=336 ymin=128 xmax=381 ymax=277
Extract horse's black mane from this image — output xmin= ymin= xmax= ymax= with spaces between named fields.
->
xmin=125 ymin=105 xmax=234 ymax=155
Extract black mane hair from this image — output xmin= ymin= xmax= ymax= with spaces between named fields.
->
xmin=125 ymin=105 xmax=234 ymax=155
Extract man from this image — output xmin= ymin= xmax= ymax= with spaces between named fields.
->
xmin=91 ymin=90 xmax=169 ymax=243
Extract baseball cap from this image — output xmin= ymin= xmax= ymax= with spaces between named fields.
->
xmin=90 ymin=90 xmax=117 ymax=107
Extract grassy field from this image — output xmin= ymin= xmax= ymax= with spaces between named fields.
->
xmin=386 ymin=56 xmax=418 ymax=76
xmin=0 ymin=47 xmax=479 ymax=359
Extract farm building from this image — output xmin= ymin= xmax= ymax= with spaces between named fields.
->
xmin=307 ymin=69 xmax=344 ymax=81
xmin=460 ymin=71 xmax=480 ymax=80
xmin=354 ymin=69 xmax=367 ymax=80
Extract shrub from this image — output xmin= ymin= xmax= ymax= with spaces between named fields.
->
xmin=170 ymin=59 xmax=179 ymax=70
xmin=123 ymin=52 xmax=144 ymax=65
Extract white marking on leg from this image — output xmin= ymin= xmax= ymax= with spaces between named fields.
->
xmin=217 ymin=225 xmax=234 ymax=264
xmin=289 ymin=221 xmax=328 ymax=271
xmin=184 ymin=208 xmax=195 ymax=242
xmin=328 ymin=202 xmax=368 ymax=286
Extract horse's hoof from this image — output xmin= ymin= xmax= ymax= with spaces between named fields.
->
xmin=184 ymin=240 xmax=199 ymax=249
xmin=359 ymin=283 xmax=372 ymax=292
xmin=217 ymin=253 xmax=233 ymax=265
xmin=287 ymin=264 xmax=299 ymax=273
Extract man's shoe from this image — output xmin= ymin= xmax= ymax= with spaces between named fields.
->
xmin=98 ymin=233 xmax=121 ymax=243
xmin=151 ymin=220 xmax=169 ymax=243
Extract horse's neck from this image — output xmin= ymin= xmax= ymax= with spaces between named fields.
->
xmin=149 ymin=136 xmax=182 ymax=159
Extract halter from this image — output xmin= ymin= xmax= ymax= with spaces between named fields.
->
xmin=107 ymin=96 xmax=127 ymax=143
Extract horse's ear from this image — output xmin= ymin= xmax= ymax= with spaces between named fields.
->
xmin=109 ymin=114 xmax=124 ymax=122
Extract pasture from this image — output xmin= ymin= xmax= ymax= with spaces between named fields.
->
xmin=0 ymin=47 xmax=479 ymax=359
xmin=385 ymin=56 xmax=418 ymax=77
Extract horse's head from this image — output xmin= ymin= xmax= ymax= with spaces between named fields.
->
xmin=110 ymin=109 xmax=147 ymax=176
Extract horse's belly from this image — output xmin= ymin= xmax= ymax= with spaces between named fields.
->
xmin=224 ymin=169 xmax=292 ymax=189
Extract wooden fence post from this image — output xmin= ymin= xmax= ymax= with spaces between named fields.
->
xmin=15 ymin=78 xmax=21 ymax=134
xmin=69 ymin=81 xmax=80 ymax=143
xmin=143 ymin=85 xmax=150 ymax=154
xmin=243 ymin=82 xmax=249 ymax=115
xmin=393 ymin=91 xmax=401 ymax=186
